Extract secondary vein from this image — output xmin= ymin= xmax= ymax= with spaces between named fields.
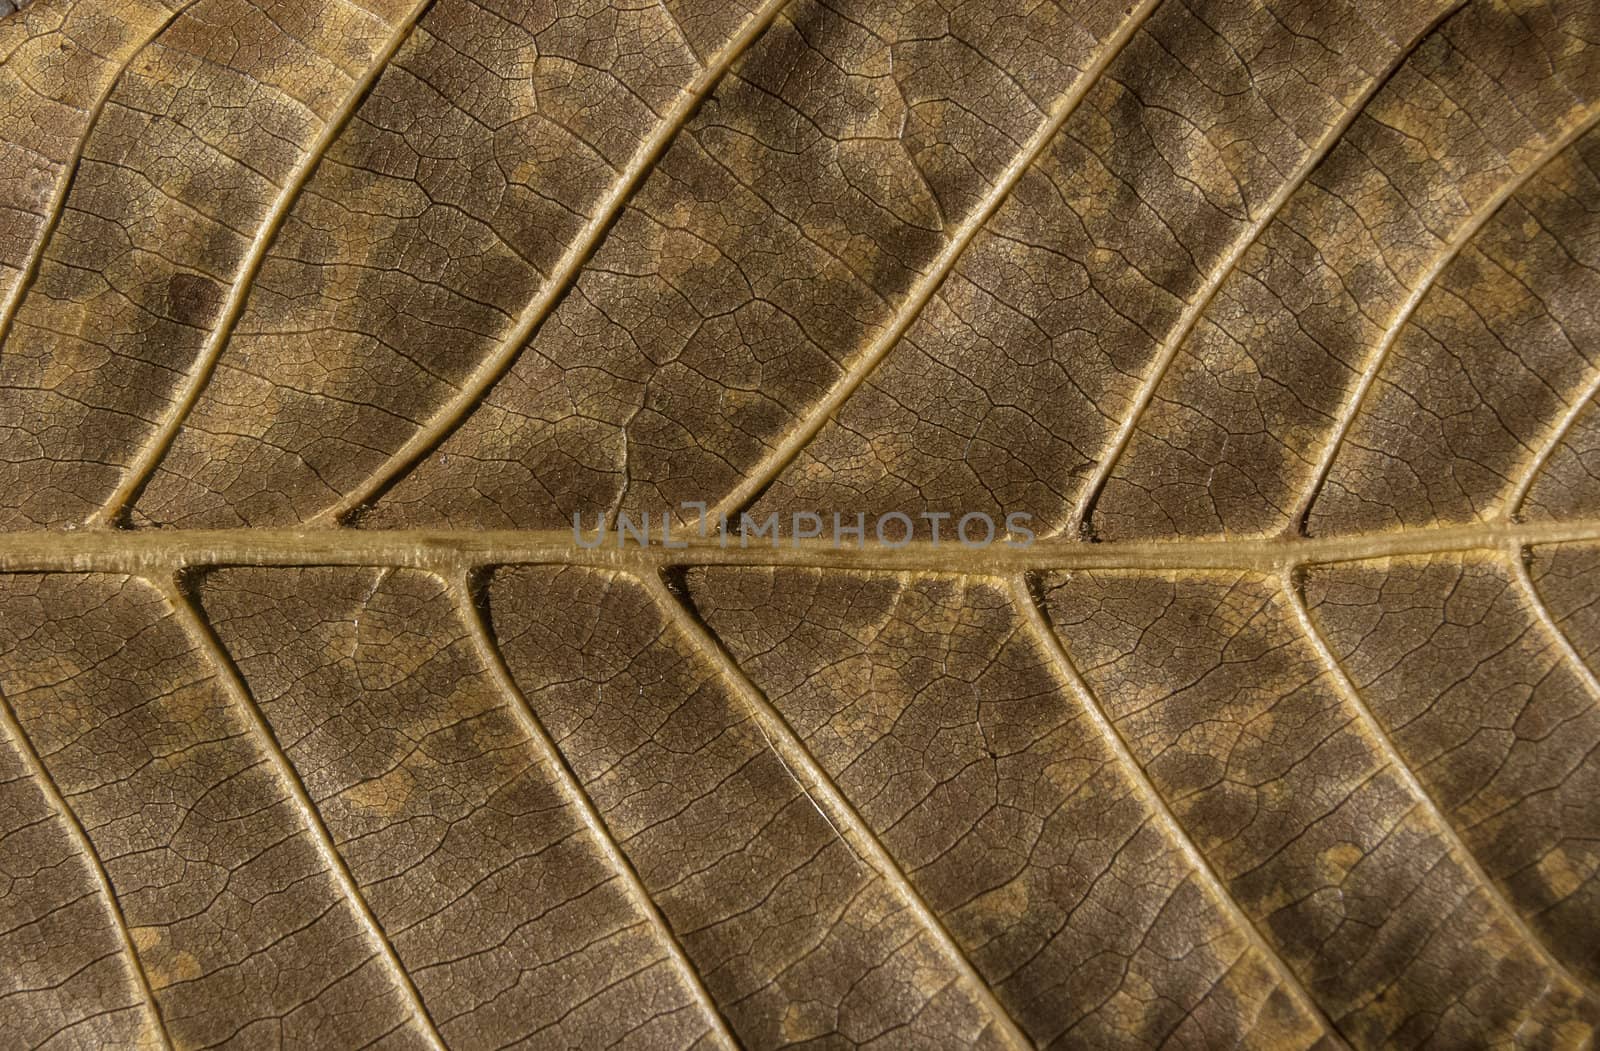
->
xmin=314 ymin=0 xmax=795 ymax=525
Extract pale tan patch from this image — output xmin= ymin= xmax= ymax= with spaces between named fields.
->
xmin=1318 ymin=841 xmax=1364 ymax=883
xmin=130 ymin=926 xmax=161 ymax=953
xmin=342 ymin=765 xmax=416 ymax=818
xmin=780 ymin=1000 xmax=834 ymax=1043
xmin=1537 ymin=847 xmax=1589 ymax=901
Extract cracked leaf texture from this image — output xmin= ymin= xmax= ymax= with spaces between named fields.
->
xmin=2 ymin=0 xmax=1600 ymax=1046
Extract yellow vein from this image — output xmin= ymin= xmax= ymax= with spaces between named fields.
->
xmin=1009 ymin=575 xmax=1348 ymax=1047
xmin=1504 ymin=364 xmax=1600 ymax=519
xmin=1506 ymin=540 xmax=1600 ymax=705
xmin=0 ymin=687 xmax=172 ymax=1050
xmin=451 ymin=569 xmax=740 ymax=1051
xmin=90 ymin=0 xmax=442 ymax=527
xmin=316 ymin=0 xmax=793 ymax=525
xmin=1068 ymin=0 xmax=1467 ymax=539
xmin=3 ymin=517 xmax=1600 ymax=575
xmin=0 ymin=0 xmax=199 ymax=352
xmin=709 ymin=0 xmax=1163 ymax=523
xmin=157 ymin=575 xmax=449 ymax=1050
xmin=1283 ymin=567 xmax=1598 ymax=999
xmin=1290 ymin=105 xmax=1600 ymax=534
xmin=638 ymin=569 xmax=1034 ymax=1050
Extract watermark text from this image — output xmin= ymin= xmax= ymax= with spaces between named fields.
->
xmin=574 ymin=503 xmax=1035 ymax=549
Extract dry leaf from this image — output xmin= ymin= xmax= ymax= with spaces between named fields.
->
xmin=2 ymin=0 xmax=1599 ymax=1046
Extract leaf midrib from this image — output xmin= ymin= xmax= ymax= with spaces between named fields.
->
xmin=2 ymin=517 xmax=1596 ymax=575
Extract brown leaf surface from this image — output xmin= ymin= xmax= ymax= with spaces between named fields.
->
xmin=2 ymin=0 xmax=1600 ymax=1046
